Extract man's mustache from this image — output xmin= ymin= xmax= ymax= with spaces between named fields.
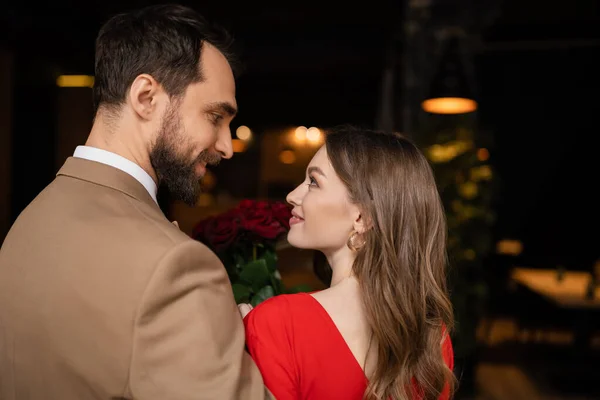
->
xmin=196 ymin=150 xmax=221 ymax=166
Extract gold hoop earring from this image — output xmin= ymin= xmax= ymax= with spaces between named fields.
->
xmin=347 ymin=231 xmax=365 ymax=252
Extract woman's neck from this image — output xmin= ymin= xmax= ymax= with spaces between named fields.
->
xmin=325 ymin=248 xmax=356 ymax=287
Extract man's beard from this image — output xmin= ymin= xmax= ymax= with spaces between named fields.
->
xmin=149 ymin=104 xmax=221 ymax=207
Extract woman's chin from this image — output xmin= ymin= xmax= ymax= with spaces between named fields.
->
xmin=286 ymin=232 xmax=307 ymax=250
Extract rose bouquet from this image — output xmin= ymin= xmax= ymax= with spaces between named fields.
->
xmin=193 ymin=199 xmax=309 ymax=306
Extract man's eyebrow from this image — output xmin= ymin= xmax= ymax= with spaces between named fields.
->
xmin=205 ymin=101 xmax=237 ymax=117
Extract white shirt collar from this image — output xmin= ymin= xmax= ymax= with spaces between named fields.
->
xmin=73 ymin=146 xmax=158 ymax=205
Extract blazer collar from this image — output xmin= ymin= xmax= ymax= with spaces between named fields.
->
xmin=57 ymin=157 xmax=163 ymax=214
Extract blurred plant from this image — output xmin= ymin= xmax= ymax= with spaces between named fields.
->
xmin=417 ymin=119 xmax=498 ymax=359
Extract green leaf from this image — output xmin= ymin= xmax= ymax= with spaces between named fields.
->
xmin=270 ymin=275 xmax=285 ymax=295
xmin=239 ymin=259 xmax=271 ymax=292
xmin=263 ymin=250 xmax=278 ymax=273
xmin=287 ymin=284 xmax=313 ymax=294
xmin=232 ymin=283 xmax=251 ymax=304
xmin=251 ymin=285 xmax=275 ymax=307
xmin=233 ymin=253 xmax=246 ymax=271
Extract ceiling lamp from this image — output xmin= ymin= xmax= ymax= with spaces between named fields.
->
xmin=422 ymin=32 xmax=477 ymax=115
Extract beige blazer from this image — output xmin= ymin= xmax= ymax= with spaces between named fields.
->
xmin=0 ymin=157 xmax=270 ymax=399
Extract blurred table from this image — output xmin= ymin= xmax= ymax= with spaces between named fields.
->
xmin=511 ymin=267 xmax=600 ymax=349
xmin=511 ymin=267 xmax=600 ymax=309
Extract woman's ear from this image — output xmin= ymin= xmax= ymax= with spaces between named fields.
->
xmin=352 ymin=209 xmax=372 ymax=234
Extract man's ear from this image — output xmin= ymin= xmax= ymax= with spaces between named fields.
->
xmin=128 ymin=73 xmax=161 ymax=120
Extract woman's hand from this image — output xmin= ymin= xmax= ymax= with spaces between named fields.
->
xmin=238 ymin=303 xmax=253 ymax=318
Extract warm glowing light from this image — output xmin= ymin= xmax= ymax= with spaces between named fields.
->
xmin=477 ymin=148 xmax=490 ymax=161
xmin=294 ymin=126 xmax=307 ymax=141
xmin=196 ymin=193 xmax=214 ymax=207
xmin=232 ymin=139 xmax=247 ymax=153
xmin=464 ymin=249 xmax=476 ymax=261
xmin=421 ymin=97 xmax=477 ymax=114
xmin=56 ymin=75 xmax=95 ymax=88
xmin=236 ymin=125 xmax=252 ymax=141
xmin=306 ymin=127 xmax=321 ymax=143
xmin=470 ymin=165 xmax=493 ymax=181
xmin=279 ymin=150 xmax=296 ymax=164
xmin=496 ymin=239 xmax=523 ymax=256
xmin=201 ymin=170 xmax=217 ymax=191
xmin=426 ymin=140 xmax=473 ymax=163
xmin=458 ymin=182 xmax=478 ymax=199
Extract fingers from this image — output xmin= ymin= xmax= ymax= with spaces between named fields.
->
xmin=237 ymin=303 xmax=253 ymax=318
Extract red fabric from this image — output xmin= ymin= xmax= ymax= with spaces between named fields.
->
xmin=243 ymin=293 xmax=454 ymax=400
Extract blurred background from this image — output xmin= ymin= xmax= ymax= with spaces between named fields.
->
xmin=1 ymin=0 xmax=599 ymax=398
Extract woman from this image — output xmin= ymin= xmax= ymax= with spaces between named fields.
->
xmin=240 ymin=125 xmax=455 ymax=399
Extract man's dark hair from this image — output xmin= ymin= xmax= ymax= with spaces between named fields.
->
xmin=93 ymin=4 xmax=237 ymax=113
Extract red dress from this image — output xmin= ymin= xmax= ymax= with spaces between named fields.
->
xmin=243 ymin=293 xmax=454 ymax=400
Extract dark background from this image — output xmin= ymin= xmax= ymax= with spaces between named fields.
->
xmin=2 ymin=0 xmax=598 ymax=269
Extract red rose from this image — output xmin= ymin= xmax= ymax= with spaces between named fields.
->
xmin=239 ymin=200 xmax=286 ymax=240
xmin=239 ymin=199 xmax=270 ymax=211
xmin=270 ymin=202 xmax=292 ymax=230
xmin=254 ymin=200 xmax=270 ymax=209
xmin=238 ymin=199 xmax=256 ymax=210
xmin=193 ymin=208 xmax=243 ymax=251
